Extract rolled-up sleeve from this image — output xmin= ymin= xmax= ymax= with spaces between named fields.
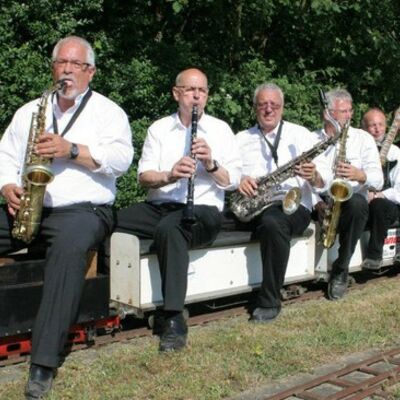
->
xmin=216 ymin=126 xmax=242 ymax=191
xmin=361 ymin=133 xmax=384 ymax=191
xmin=0 ymin=106 xmax=29 ymax=190
xmin=90 ymin=106 xmax=134 ymax=177
xmin=138 ymin=125 xmax=161 ymax=175
xmin=383 ymin=146 xmax=400 ymax=204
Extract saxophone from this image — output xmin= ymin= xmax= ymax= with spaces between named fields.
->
xmin=230 ymin=132 xmax=341 ymax=222
xmin=378 ymin=106 xmax=400 ymax=167
xmin=320 ymin=120 xmax=352 ymax=248
xmin=12 ymin=80 xmax=65 ymax=243
xmin=372 ymin=106 xmax=400 ymax=191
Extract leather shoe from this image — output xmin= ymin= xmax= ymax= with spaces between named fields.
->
xmin=361 ymin=258 xmax=382 ymax=271
xmin=250 ymin=307 xmax=280 ymax=323
xmin=25 ymin=364 xmax=56 ymax=399
xmin=328 ymin=272 xmax=348 ymax=300
xmin=159 ymin=312 xmax=188 ymax=352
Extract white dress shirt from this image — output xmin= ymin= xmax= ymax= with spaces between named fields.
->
xmin=235 ymin=121 xmax=332 ymax=211
xmin=314 ymin=126 xmax=383 ymax=198
xmin=139 ymin=112 xmax=242 ymax=211
xmin=0 ymin=90 xmax=134 ymax=206
xmin=382 ymin=144 xmax=400 ymax=204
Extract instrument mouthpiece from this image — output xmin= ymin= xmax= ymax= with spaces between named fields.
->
xmin=56 ymin=79 xmax=67 ymax=92
xmin=319 ymin=89 xmax=328 ymax=108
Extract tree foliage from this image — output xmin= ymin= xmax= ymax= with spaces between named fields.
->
xmin=1 ymin=0 xmax=399 ymax=207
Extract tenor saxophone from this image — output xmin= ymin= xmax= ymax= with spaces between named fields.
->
xmin=320 ymin=120 xmax=352 ymax=248
xmin=230 ymin=132 xmax=341 ymax=222
xmin=12 ymin=80 xmax=65 ymax=243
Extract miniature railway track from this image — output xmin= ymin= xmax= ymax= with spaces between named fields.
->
xmin=264 ymin=347 xmax=400 ymax=400
xmin=1 ymin=268 xmax=400 ymax=370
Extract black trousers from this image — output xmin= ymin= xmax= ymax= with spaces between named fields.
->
xmin=365 ymin=198 xmax=399 ymax=260
xmin=115 ymin=202 xmax=221 ymax=311
xmin=0 ymin=203 xmax=114 ymax=368
xmin=240 ymin=203 xmax=311 ymax=310
xmin=332 ymin=193 xmax=369 ymax=275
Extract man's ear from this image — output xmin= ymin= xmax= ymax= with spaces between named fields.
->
xmin=172 ymin=87 xmax=179 ymax=102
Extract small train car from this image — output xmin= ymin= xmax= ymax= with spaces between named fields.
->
xmin=0 ymin=221 xmax=399 ymax=361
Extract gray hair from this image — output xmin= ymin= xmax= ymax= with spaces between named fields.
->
xmin=325 ymin=88 xmax=352 ymax=110
xmin=253 ymin=83 xmax=284 ymax=106
xmin=52 ymin=36 xmax=95 ymax=66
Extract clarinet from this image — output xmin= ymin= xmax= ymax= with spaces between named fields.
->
xmin=182 ymin=105 xmax=198 ymax=225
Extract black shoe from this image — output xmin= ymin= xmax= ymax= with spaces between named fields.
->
xmin=361 ymin=258 xmax=382 ymax=271
xmin=25 ymin=364 xmax=56 ymax=399
xmin=328 ymin=272 xmax=348 ymax=300
xmin=250 ymin=307 xmax=281 ymax=323
xmin=159 ymin=312 xmax=188 ymax=352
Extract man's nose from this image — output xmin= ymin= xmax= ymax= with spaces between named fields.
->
xmin=62 ymin=61 xmax=74 ymax=73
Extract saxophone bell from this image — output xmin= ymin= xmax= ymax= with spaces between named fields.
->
xmin=25 ymin=164 xmax=54 ymax=186
xmin=282 ymin=187 xmax=302 ymax=215
xmin=328 ymin=178 xmax=352 ymax=203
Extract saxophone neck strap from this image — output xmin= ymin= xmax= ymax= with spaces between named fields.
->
xmin=52 ymin=88 xmax=93 ymax=137
xmin=258 ymin=120 xmax=284 ymax=165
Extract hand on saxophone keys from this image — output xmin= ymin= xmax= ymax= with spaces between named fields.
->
xmin=238 ymin=176 xmax=258 ymax=198
xmin=35 ymin=133 xmax=71 ymax=159
xmin=295 ymin=161 xmax=323 ymax=187
xmin=335 ymin=162 xmax=366 ymax=183
xmin=0 ymin=183 xmax=23 ymax=216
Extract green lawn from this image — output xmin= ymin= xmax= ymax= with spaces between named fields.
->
xmin=3 ymin=275 xmax=400 ymax=400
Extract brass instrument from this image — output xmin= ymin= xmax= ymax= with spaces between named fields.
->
xmin=372 ymin=106 xmax=400 ymax=191
xmin=321 ymin=120 xmax=352 ymax=248
xmin=230 ymin=132 xmax=341 ymax=222
xmin=378 ymin=106 xmax=400 ymax=166
xmin=12 ymin=80 xmax=65 ymax=243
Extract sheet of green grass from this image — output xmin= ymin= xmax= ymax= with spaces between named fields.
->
xmin=2 ymin=277 xmax=400 ymax=400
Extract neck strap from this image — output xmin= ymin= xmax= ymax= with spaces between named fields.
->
xmin=258 ymin=120 xmax=284 ymax=165
xmin=52 ymin=89 xmax=92 ymax=137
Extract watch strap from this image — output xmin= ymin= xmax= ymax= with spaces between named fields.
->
xmin=69 ymin=143 xmax=79 ymax=159
xmin=206 ymin=160 xmax=219 ymax=173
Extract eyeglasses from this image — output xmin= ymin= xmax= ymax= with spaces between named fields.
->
xmin=175 ymin=86 xmax=209 ymax=96
xmin=256 ymin=102 xmax=282 ymax=111
xmin=53 ymin=59 xmax=92 ymax=71
xmin=330 ymin=108 xmax=353 ymax=114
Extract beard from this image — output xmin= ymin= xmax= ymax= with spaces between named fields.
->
xmin=57 ymin=86 xmax=80 ymax=101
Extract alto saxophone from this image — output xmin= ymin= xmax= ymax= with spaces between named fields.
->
xmin=230 ymin=131 xmax=341 ymax=222
xmin=12 ymin=80 xmax=65 ymax=243
xmin=320 ymin=120 xmax=352 ymax=248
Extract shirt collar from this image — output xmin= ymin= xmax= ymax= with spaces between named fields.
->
xmin=53 ymin=87 xmax=90 ymax=115
xmin=172 ymin=111 xmax=208 ymax=133
xmin=257 ymin=123 xmax=279 ymax=139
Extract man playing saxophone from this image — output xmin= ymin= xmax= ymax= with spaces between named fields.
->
xmin=0 ymin=36 xmax=133 ymax=399
xmin=234 ymin=83 xmax=331 ymax=323
xmin=313 ymin=89 xmax=383 ymax=300
xmin=360 ymin=108 xmax=400 ymax=270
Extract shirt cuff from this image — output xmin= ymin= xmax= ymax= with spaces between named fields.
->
xmin=88 ymin=144 xmax=108 ymax=174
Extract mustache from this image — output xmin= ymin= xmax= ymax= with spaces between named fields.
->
xmin=58 ymin=76 xmax=76 ymax=86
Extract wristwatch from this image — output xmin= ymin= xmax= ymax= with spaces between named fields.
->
xmin=69 ymin=143 xmax=79 ymax=159
xmin=206 ymin=159 xmax=219 ymax=173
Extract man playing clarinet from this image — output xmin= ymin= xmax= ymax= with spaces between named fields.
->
xmin=116 ymin=68 xmax=241 ymax=352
